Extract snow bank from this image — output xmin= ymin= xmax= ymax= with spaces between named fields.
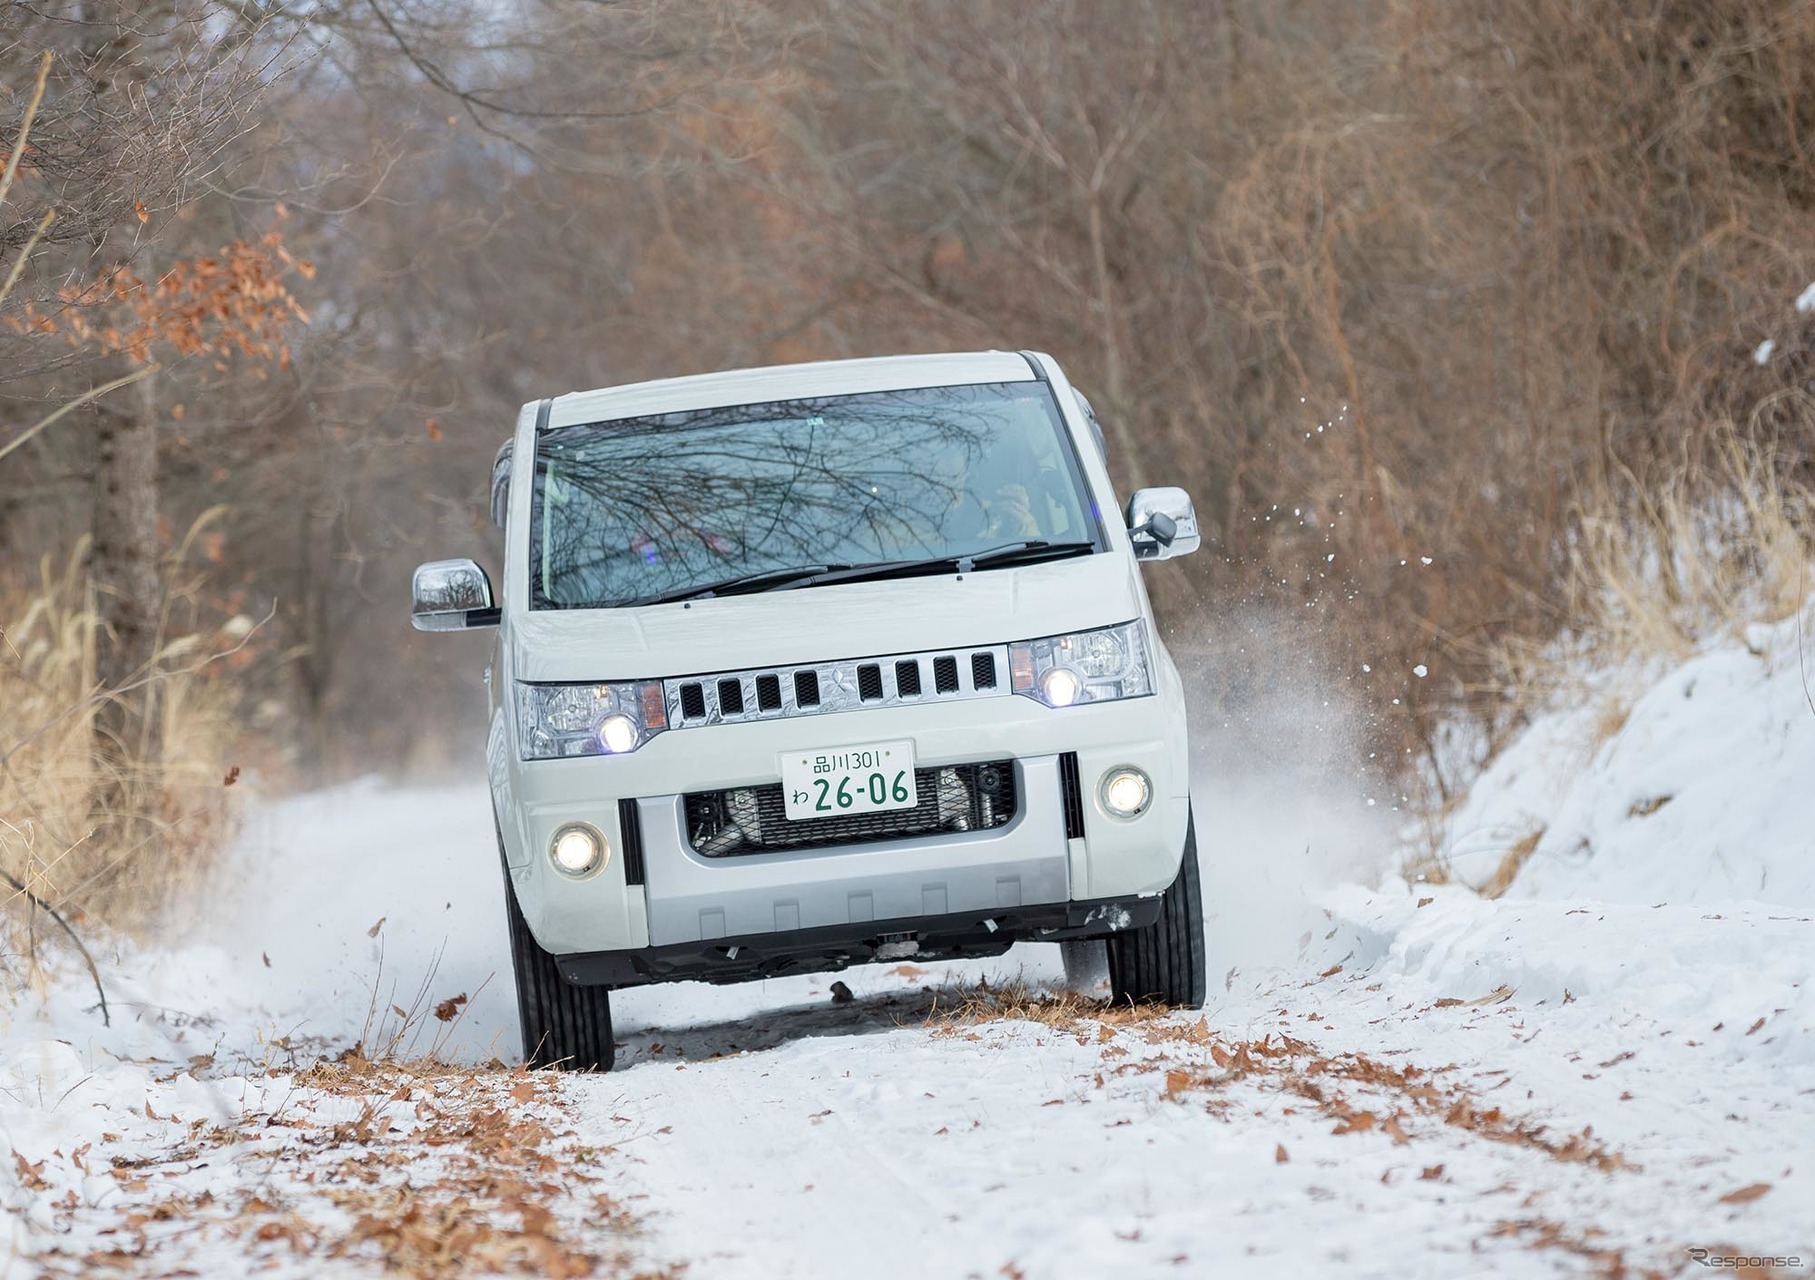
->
xmin=1427 ymin=605 xmax=1815 ymax=908
xmin=1332 ymin=884 xmax=1813 ymax=1068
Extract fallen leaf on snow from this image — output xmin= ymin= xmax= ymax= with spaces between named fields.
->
xmin=1274 ymin=1144 xmax=1289 ymax=1164
xmin=1717 ymin=1182 xmax=1771 ymax=1204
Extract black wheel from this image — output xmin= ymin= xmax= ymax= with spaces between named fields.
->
xmin=499 ymin=849 xmax=615 ymax=1071
xmin=1106 ymin=813 xmax=1206 ymax=1009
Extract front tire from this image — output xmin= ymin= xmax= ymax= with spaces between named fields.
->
xmin=1106 ymin=814 xmax=1206 ymax=1009
xmin=501 ymin=860 xmax=615 ymax=1071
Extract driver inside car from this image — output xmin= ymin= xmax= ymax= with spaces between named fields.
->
xmin=926 ymin=441 xmax=1043 ymax=546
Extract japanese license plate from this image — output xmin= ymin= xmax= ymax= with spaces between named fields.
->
xmin=781 ymin=740 xmax=918 ymax=821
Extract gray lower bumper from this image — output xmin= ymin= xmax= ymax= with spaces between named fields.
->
xmin=636 ymin=756 xmax=1071 ymax=946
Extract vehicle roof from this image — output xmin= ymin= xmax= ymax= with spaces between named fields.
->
xmin=541 ymin=350 xmax=1038 ymax=431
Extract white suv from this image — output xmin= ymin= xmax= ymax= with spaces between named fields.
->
xmin=412 ymin=351 xmax=1205 ymax=1071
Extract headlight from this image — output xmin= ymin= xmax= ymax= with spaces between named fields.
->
xmin=516 ymin=680 xmax=667 ymax=759
xmin=1009 ymin=621 xmax=1153 ymax=708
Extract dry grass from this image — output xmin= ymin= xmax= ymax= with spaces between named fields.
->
xmin=1478 ymin=828 xmax=1547 ymax=902
xmin=921 ymin=976 xmax=1163 ymax=1036
xmin=0 ymin=538 xmax=245 ymax=965
xmin=1408 ymin=432 xmax=1813 ymax=888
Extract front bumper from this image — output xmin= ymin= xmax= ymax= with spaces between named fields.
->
xmin=493 ymin=691 xmax=1189 ymax=956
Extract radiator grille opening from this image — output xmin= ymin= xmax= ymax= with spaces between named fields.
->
xmin=1058 ymin=751 xmax=1086 ymax=840
xmin=794 ymin=670 xmax=821 ymax=707
xmin=857 ymin=663 xmax=884 ymax=701
xmin=895 ymin=660 xmax=922 ymax=697
xmin=755 ymin=673 xmax=782 ymax=711
xmin=933 ymin=654 xmax=960 ymax=693
xmin=679 ymin=682 xmax=706 ymax=720
xmin=717 ymin=678 xmax=745 ymax=715
xmin=684 ymin=760 xmax=1018 ymax=857
xmin=971 ymin=652 xmax=997 ymax=690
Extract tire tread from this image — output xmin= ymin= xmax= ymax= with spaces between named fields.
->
xmin=1106 ymin=813 xmax=1206 ymax=1009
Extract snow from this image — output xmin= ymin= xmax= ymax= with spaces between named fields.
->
xmin=1427 ymin=606 xmax=1815 ymax=907
xmin=1796 ymin=281 xmax=1815 ymax=314
xmin=5 ymin=611 xmax=1815 ymax=1275
xmin=1755 ymin=338 xmax=1777 ymax=364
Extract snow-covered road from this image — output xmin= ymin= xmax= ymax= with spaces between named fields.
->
xmin=5 ymin=766 xmax=1810 ymax=1278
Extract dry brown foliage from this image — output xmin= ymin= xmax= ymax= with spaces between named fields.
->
xmin=0 ymin=538 xmax=246 ymax=953
xmin=34 ymin=1055 xmax=675 ymax=1280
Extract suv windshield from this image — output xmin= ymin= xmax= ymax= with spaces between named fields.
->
xmin=530 ymin=381 xmax=1100 ymax=610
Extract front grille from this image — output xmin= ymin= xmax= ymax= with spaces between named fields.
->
xmin=663 ymin=642 xmax=1010 ymax=728
xmin=684 ymin=759 xmax=1019 ymax=857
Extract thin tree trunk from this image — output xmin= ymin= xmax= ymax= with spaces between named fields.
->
xmin=90 ymin=359 xmax=162 ymax=839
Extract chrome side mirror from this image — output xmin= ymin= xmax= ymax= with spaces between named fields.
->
xmin=411 ymin=559 xmax=499 ymax=631
xmin=1125 ymin=487 xmax=1202 ymax=560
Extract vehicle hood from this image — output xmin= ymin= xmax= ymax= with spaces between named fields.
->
xmin=508 ymin=552 xmax=1144 ymax=682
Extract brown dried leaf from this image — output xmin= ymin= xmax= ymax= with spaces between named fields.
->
xmin=1717 ymin=1182 xmax=1771 ymax=1204
xmin=12 ymin=1152 xmax=47 ymax=1190
xmin=1274 ymin=1143 xmax=1289 ymax=1164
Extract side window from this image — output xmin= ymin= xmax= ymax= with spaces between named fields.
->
xmin=490 ymin=439 xmax=513 ymax=530
xmin=1071 ymin=390 xmax=1107 ymax=462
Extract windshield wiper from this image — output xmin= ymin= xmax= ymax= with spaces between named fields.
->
xmin=962 ymin=539 xmax=1097 ymax=571
xmin=625 ymin=563 xmax=848 ymax=606
xmin=780 ymin=540 xmax=1096 ymax=592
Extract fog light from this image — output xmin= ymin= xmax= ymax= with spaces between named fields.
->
xmin=1039 ymin=667 xmax=1083 ymax=708
xmin=549 ymin=823 xmax=606 ymax=876
xmin=1099 ymin=767 xmax=1151 ymax=819
xmin=598 ymin=713 xmax=638 ymax=754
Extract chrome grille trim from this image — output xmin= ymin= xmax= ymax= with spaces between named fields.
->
xmin=663 ymin=643 xmax=1012 ymax=729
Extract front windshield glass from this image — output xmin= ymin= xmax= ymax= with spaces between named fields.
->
xmin=530 ymin=380 xmax=1100 ymax=610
